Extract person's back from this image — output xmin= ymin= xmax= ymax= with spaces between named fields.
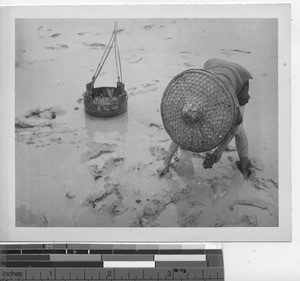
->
xmin=203 ymin=58 xmax=253 ymax=106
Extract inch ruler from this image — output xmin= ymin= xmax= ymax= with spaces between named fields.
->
xmin=0 ymin=244 xmax=224 ymax=281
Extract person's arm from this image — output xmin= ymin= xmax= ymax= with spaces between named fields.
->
xmin=157 ymin=141 xmax=179 ymax=176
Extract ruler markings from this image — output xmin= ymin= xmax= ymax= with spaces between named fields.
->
xmin=154 ymin=256 xmax=206 ymax=262
xmin=0 ymin=244 xmax=223 ymax=281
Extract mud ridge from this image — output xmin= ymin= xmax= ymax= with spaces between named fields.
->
xmin=80 ymin=143 xmax=116 ymax=163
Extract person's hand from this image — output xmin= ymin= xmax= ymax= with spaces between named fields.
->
xmin=237 ymin=156 xmax=252 ymax=179
xmin=203 ymin=150 xmax=222 ymax=169
xmin=157 ymin=165 xmax=169 ymax=177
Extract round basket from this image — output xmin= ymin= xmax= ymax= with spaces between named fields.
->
xmin=84 ymin=86 xmax=128 ymax=117
xmin=161 ymin=69 xmax=237 ymax=153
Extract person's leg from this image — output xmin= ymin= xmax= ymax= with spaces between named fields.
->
xmin=157 ymin=141 xmax=179 ymax=176
xmin=234 ymin=106 xmax=250 ymax=176
xmin=203 ymin=106 xmax=248 ymax=171
xmin=235 ymin=124 xmax=249 ymax=160
xmin=203 ymin=125 xmax=239 ymax=169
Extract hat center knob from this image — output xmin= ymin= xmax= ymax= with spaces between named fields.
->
xmin=182 ymin=102 xmax=203 ymax=124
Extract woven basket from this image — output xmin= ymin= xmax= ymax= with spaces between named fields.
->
xmin=84 ymin=86 xmax=128 ymax=117
xmin=161 ymin=69 xmax=237 ymax=152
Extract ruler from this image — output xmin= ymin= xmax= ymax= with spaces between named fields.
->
xmin=0 ymin=244 xmax=224 ymax=281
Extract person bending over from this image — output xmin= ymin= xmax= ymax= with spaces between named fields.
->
xmin=158 ymin=58 xmax=252 ymax=178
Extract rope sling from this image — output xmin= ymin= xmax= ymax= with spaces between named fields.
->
xmin=84 ymin=22 xmax=127 ymax=117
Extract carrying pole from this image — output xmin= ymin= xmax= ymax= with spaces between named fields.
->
xmin=90 ymin=22 xmax=123 ymax=87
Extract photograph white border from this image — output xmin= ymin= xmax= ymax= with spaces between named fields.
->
xmin=0 ymin=3 xmax=291 ymax=242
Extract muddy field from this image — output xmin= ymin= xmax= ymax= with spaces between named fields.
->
xmin=15 ymin=19 xmax=278 ymax=227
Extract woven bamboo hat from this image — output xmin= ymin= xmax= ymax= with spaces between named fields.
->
xmin=161 ymin=69 xmax=238 ymax=153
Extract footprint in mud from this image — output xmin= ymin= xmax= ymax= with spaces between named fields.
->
xmin=206 ymin=177 xmax=231 ymax=203
xmin=129 ymin=58 xmax=143 ymax=64
xmin=27 ymin=137 xmax=38 ymax=145
xmin=148 ymin=122 xmax=164 ymax=130
xmin=25 ymin=60 xmax=38 ymax=66
xmin=43 ymin=59 xmax=55 ymax=62
xmin=82 ymin=42 xmax=106 ymax=49
xmin=49 ymin=137 xmax=63 ymax=144
xmin=102 ymin=157 xmax=125 ymax=173
xmin=141 ymin=198 xmax=167 ymax=223
xmin=247 ymin=158 xmax=278 ymax=191
xmin=87 ymin=157 xmax=125 ymax=181
xmin=221 ymin=48 xmax=251 ymax=54
xmin=65 ymin=192 xmax=76 ymax=200
xmin=50 ymin=33 xmax=61 ymax=38
xmin=150 ymin=146 xmax=168 ymax=161
xmin=133 ymin=189 xmax=188 ymax=227
xmin=142 ymin=82 xmax=155 ymax=88
xmin=144 ymin=25 xmax=154 ymax=30
xmin=126 ymin=162 xmax=152 ymax=172
xmin=128 ymin=87 xmax=137 ymax=91
xmin=178 ymin=205 xmax=204 ymax=227
xmin=209 ymin=185 xmax=227 ymax=202
xmin=82 ymin=186 xmax=127 ymax=217
xmin=45 ymin=44 xmax=68 ymax=50
xmin=88 ymin=165 xmax=103 ymax=181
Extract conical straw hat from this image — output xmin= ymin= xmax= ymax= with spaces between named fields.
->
xmin=161 ymin=69 xmax=238 ymax=153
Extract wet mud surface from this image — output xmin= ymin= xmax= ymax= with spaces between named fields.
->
xmin=15 ymin=19 xmax=278 ymax=227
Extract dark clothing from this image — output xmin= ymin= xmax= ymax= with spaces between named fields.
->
xmin=203 ymin=58 xmax=253 ymax=125
xmin=203 ymin=58 xmax=253 ymax=107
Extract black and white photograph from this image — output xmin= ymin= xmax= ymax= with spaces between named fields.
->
xmin=0 ymin=2 xmax=299 ymax=281
xmin=0 ymin=4 xmax=291 ymax=242
xmin=14 ymin=16 xmax=279 ymax=228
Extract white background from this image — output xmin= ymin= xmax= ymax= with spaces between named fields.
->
xmin=0 ymin=0 xmax=299 ymax=280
